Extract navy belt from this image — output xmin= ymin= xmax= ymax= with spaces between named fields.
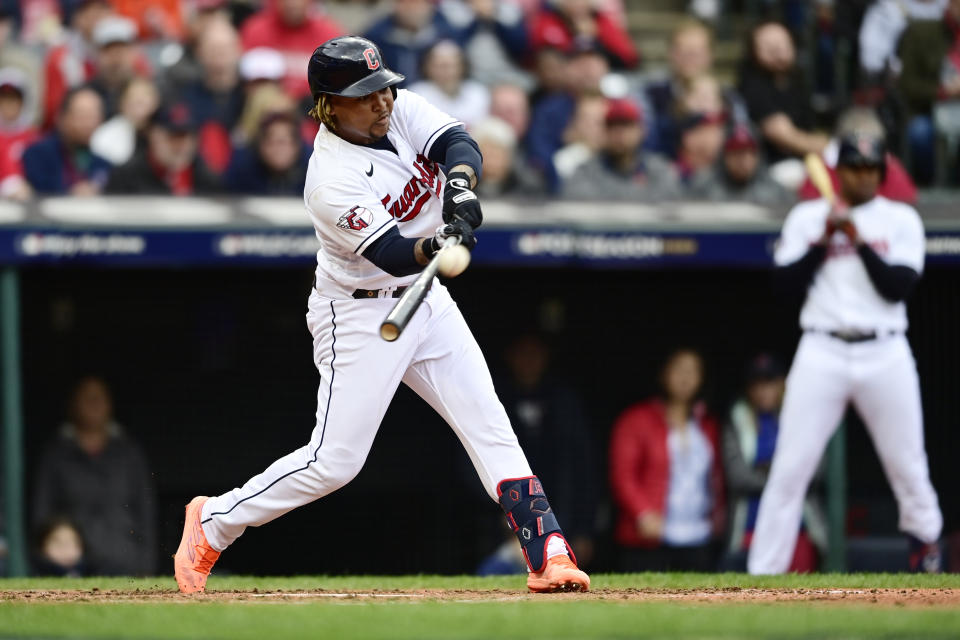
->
xmin=352 ymin=286 xmax=407 ymax=299
xmin=811 ymin=329 xmax=899 ymax=343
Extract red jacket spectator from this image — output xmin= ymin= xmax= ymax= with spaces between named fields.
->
xmin=609 ymin=399 xmax=725 ymax=549
xmin=0 ymin=68 xmax=39 ymax=194
xmin=528 ymin=4 xmax=638 ymax=69
xmin=240 ymin=0 xmax=343 ymax=98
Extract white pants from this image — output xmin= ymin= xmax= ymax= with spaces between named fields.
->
xmin=200 ymin=282 xmax=532 ymax=551
xmin=748 ymin=332 xmax=942 ymax=574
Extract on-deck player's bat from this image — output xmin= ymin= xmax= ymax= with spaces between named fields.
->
xmin=804 ymin=152 xmax=835 ymax=204
xmin=380 ymin=236 xmax=460 ymax=342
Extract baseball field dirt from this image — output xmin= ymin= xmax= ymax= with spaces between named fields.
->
xmin=2 ymin=574 xmax=959 ymax=639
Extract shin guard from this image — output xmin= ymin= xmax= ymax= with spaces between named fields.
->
xmin=497 ymin=476 xmax=575 ymax=572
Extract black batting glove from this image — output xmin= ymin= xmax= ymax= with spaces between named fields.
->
xmin=442 ymin=171 xmax=483 ymax=229
xmin=431 ymin=218 xmax=477 ymax=252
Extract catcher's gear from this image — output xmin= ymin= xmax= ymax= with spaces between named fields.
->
xmin=308 ymin=36 xmax=404 ymax=102
xmin=442 ymin=171 xmax=482 ymax=229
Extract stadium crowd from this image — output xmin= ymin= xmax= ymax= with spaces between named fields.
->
xmin=0 ymin=0 xmax=957 ymax=202
xmin=4 ymin=0 xmax=958 ymax=577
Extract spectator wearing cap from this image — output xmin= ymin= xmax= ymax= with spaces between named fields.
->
xmin=0 ymin=68 xmax=40 ymax=200
xmin=22 ymin=85 xmax=111 ymax=195
xmin=224 ymin=111 xmax=309 ymax=195
xmin=720 ymin=354 xmax=827 ymax=573
xmin=363 ymin=0 xmax=461 ymax=87
xmin=528 ymin=0 xmax=638 ymax=70
xmin=41 ymin=0 xmax=111 ymax=130
xmin=409 ymin=40 xmax=491 ymax=130
xmin=90 ymin=76 xmax=160 ymax=165
xmin=737 ymin=21 xmax=828 ymax=173
xmin=691 ymin=124 xmax=792 ymax=205
xmin=797 ymin=106 xmax=917 ymax=204
xmin=173 ymin=16 xmax=244 ymax=173
xmin=437 ymin=0 xmax=531 ymax=88
xmin=471 ymin=116 xmax=544 ymax=197
xmin=89 ymin=15 xmax=144 ymax=118
xmin=563 ymin=97 xmax=680 ymax=201
xmin=675 ymin=110 xmax=726 ymax=190
xmin=240 ymin=0 xmax=343 ymax=99
xmin=105 ymin=101 xmax=221 ymax=195
xmin=0 ymin=1 xmax=41 ymax=125
xmin=525 ymin=44 xmax=609 ymax=192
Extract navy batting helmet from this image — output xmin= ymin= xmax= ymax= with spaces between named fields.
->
xmin=307 ymin=36 xmax=404 ymax=102
xmin=836 ymin=132 xmax=887 ymax=180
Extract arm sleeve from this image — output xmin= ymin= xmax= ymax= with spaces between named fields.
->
xmin=360 ymin=226 xmax=427 ymax=277
xmin=773 ymin=244 xmax=828 ymax=296
xmin=427 ymin=126 xmax=483 ymax=179
xmin=857 ymin=244 xmax=920 ymax=303
xmin=305 ymin=180 xmax=398 ymax=256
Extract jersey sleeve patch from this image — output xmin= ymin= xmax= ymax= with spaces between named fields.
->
xmin=336 ymin=206 xmax=374 ymax=231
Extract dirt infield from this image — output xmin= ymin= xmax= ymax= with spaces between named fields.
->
xmin=3 ymin=587 xmax=957 ymax=608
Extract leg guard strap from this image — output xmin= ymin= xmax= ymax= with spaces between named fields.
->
xmin=497 ymin=476 xmax=574 ymax=572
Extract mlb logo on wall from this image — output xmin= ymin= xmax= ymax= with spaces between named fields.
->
xmin=337 ymin=206 xmax=373 ymax=231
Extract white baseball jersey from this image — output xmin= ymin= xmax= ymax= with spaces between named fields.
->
xmin=304 ymin=89 xmax=461 ymax=298
xmin=774 ymin=196 xmax=925 ymax=332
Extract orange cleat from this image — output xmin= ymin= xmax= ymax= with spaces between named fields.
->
xmin=174 ymin=496 xmax=221 ymax=594
xmin=527 ymin=554 xmax=590 ymax=593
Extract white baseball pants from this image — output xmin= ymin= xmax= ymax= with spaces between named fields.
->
xmin=748 ymin=332 xmax=942 ymax=574
xmin=200 ymin=282 xmax=532 ymax=552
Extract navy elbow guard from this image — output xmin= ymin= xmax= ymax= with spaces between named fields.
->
xmin=497 ymin=476 xmax=575 ymax=572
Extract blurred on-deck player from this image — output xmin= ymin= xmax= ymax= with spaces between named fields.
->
xmin=748 ymin=132 xmax=943 ymax=574
xmin=174 ymin=36 xmax=590 ymax=593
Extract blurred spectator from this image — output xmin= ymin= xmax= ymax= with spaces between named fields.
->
xmin=859 ymin=0 xmax=947 ymax=77
xmin=676 ymin=111 xmax=726 ymax=188
xmin=163 ymin=0 xmax=231 ymax=90
xmin=363 ymin=0 xmax=460 ymax=86
xmin=32 ymin=376 xmax=156 ymax=576
xmin=32 ymin=518 xmax=86 ymax=577
xmin=720 ymin=354 xmax=827 ymax=573
xmin=563 ymin=97 xmax=680 ymax=201
xmin=897 ymin=0 xmax=960 ymax=185
xmin=239 ymin=46 xmax=286 ymax=90
xmin=409 ymin=40 xmax=490 ymax=129
xmin=41 ymin=0 xmax=110 ymax=130
xmin=111 ymin=0 xmax=183 ymax=40
xmin=89 ymin=15 xmax=142 ymax=118
xmin=235 ymin=82 xmax=296 ymax=147
xmin=526 ymin=44 xmax=608 ymax=191
xmin=0 ymin=69 xmax=40 ymax=200
xmin=530 ymin=46 xmax=568 ymax=105
xmin=224 ymin=111 xmax=309 ymax=195
xmin=22 ymin=85 xmax=111 ymax=195
xmin=438 ymin=0 xmax=530 ymax=88
xmin=610 ymin=348 xmax=724 ymax=572
xmin=240 ymin=0 xmax=343 ymax=99
xmin=489 ymin=83 xmax=530 ymax=143
xmin=481 ymin=334 xmax=600 ymax=572
xmin=471 ymin=116 xmax=544 ymax=197
xmin=738 ymin=21 xmax=828 ymax=173
xmin=90 ymin=76 xmax=160 ymax=165
xmin=175 ymin=16 xmax=243 ymax=172
xmin=691 ymin=123 xmax=793 ymax=205
xmin=797 ymin=106 xmax=918 ymax=204
xmin=0 ymin=2 xmax=42 ymax=126
xmin=105 ymin=100 xmax=221 ymax=194
xmin=528 ymin=0 xmax=638 ymax=70
xmin=645 ymin=19 xmax=713 ymax=157
xmin=552 ymin=93 xmax=607 ymax=183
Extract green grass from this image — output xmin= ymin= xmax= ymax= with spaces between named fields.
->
xmin=2 ymin=574 xmax=959 ymax=640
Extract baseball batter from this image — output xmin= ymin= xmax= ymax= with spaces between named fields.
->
xmin=174 ymin=36 xmax=590 ymax=594
xmin=747 ymin=133 xmax=943 ymax=574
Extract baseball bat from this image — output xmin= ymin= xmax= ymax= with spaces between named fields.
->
xmin=380 ymin=236 xmax=459 ymax=342
xmin=804 ymin=152 xmax=835 ymax=203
